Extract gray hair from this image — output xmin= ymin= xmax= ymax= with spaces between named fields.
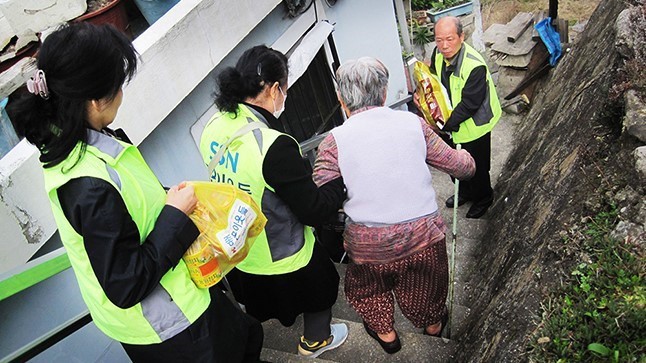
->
xmin=335 ymin=57 xmax=389 ymax=112
xmin=437 ymin=16 xmax=463 ymax=36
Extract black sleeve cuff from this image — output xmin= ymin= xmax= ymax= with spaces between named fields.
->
xmin=150 ymin=205 xmax=200 ymax=263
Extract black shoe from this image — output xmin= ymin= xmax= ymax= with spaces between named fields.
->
xmin=445 ymin=194 xmax=470 ymax=208
xmin=423 ymin=308 xmax=448 ymax=337
xmin=363 ymin=321 xmax=401 ymax=354
xmin=466 ymin=197 xmax=493 ymax=219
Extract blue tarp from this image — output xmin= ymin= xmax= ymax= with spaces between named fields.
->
xmin=535 ymin=17 xmax=562 ymax=66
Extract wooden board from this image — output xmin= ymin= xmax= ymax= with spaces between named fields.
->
xmin=483 ymin=23 xmax=506 ymax=47
xmin=491 ymin=13 xmax=537 ymax=56
xmin=507 ymin=13 xmax=534 ymax=42
xmin=557 ymin=18 xmax=569 ymax=43
xmin=503 ymin=42 xmax=549 ymax=100
xmin=493 ymin=49 xmax=534 ymax=69
xmin=532 ymin=10 xmax=545 ymax=41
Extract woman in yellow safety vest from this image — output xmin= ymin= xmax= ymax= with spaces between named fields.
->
xmin=200 ymin=45 xmax=347 ymax=359
xmin=9 ymin=23 xmax=262 ymax=362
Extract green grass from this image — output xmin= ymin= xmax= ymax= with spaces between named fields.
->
xmin=528 ymin=205 xmax=646 ymax=362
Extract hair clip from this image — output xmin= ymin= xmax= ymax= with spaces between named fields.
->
xmin=256 ymin=63 xmax=262 ymax=77
xmin=26 ymin=69 xmax=50 ymax=100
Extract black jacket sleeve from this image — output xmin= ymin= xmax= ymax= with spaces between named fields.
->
xmin=262 ymin=135 xmax=345 ymax=226
xmin=443 ymin=65 xmax=487 ymax=132
xmin=58 ymin=177 xmax=199 ymax=309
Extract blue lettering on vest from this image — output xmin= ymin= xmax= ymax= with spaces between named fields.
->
xmin=211 ymin=169 xmax=254 ymax=196
xmin=226 ymin=152 xmax=239 ymax=173
xmin=238 ymin=183 xmax=252 ymax=195
xmin=209 ymin=141 xmax=239 ymax=173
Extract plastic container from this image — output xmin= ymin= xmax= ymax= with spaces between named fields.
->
xmin=428 ymin=1 xmax=474 ymax=22
xmin=132 ymin=0 xmax=180 ymax=25
xmin=74 ymin=0 xmax=130 ymax=38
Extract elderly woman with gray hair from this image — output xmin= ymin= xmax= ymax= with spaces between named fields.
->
xmin=313 ymin=57 xmax=475 ymax=354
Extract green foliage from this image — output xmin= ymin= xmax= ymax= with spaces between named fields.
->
xmin=412 ymin=0 xmax=468 ymax=11
xmin=528 ymin=205 xmax=646 ymax=362
xmin=412 ymin=0 xmax=434 ymax=11
xmin=412 ymin=21 xmax=432 ymax=46
xmin=402 ymin=50 xmax=414 ymax=61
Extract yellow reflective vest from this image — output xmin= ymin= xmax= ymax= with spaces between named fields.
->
xmin=199 ymin=104 xmax=315 ymax=275
xmin=435 ymin=42 xmax=502 ymax=143
xmin=43 ymin=130 xmax=210 ymax=344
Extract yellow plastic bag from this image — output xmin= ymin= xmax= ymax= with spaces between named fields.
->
xmin=182 ymin=181 xmax=267 ymax=288
xmin=413 ymin=61 xmax=452 ymax=129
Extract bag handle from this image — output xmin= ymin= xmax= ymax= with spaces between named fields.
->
xmin=207 ymin=121 xmax=268 ymax=177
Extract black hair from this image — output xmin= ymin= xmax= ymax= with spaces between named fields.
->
xmin=7 ymin=22 xmax=137 ymax=169
xmin=455 ymin=18 xmax=464 ymax=36
xmin=214 ymin=45 xmax=288 ymax=115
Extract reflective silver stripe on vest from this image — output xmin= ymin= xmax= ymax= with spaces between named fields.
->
xmin=246 ymin=107 xmax=270 ymax=155
xmin=245 ymin=107 xmax=307 ymax=261
xmin=87 ymin=129 xmax=124 ymax=159
xmin=454 ymin=46 xmax=466 ymax=78
xmin=87 ymin=129 xmax=192 ymax=341
xmin=105 ymin=165 xmax=122 ymax=189
xmin=461 ymin=48 xmax=495 ymax=126
xmin=246 ymin=117 xmax=264 ymax=154
xmin=262 ymin=189 xmax=306 ymax=261
xmin=140 ymin=285 xmax=192 ymax=341
xmin=87 ymin=130 xmax=125 ymax=188
xmin=466 ymin=52 xmax=480 ymax=63
xmin=472 ymin=80 xmax=495 ymax=126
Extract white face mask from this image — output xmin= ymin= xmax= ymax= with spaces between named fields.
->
xmin=273 ymin=86 xmax=287 ymax=118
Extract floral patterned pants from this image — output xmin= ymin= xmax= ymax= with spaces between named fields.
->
xmin=344 ymin=240 xmax=448 ymax=334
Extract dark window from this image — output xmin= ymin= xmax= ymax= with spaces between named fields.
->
xmin=278 ymin=47 xmax=343 ymax=143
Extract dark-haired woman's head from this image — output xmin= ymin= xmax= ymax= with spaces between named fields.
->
xmin=214 ymin=45 xmax=288 ymax=116
xmin=8 ymin=22 xmax=137 ymax=168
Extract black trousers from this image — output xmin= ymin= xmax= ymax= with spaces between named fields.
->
xmin=303 ymin=308 xmax=332 ymax=341
xmin=446 ymin=132 xmax=493 ymax=204
xmin=122 ymin=287 xmax=263 ymax=363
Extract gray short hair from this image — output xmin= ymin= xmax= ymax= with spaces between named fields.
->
xmin=335 ymin=57 xmax=389 ymax=112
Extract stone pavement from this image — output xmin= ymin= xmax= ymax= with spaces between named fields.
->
xmin=259 ymin=114 xmax=517 ymax=362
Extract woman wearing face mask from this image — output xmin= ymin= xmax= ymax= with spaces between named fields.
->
xmin=199 ymin=45 xmax=348 ymax=359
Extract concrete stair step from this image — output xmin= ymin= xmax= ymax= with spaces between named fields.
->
xmin=334 ymin=263 xmax=472 ymax=335
xmin=259 ymin=196 xmax=483 ymax=362
xmin=452 ymin=236 xmax=482 ymax=286
xmin=441 ymin=212 xmax=489 ymax=241
xmin=261 ymin=347 xmax=337 ymax=363
xmin=330 ymin=290 xmax=473 ymax=338
xmin=262 ymin=317 xmax=456 ymax=362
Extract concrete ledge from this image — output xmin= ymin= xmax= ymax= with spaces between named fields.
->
xmin=114 ymin=0 xmax=282 ymax=145
xmin=262 ymin=316 xmax=456 ymax=362
xmin=0 ymin=140 xmax=56 ymax=273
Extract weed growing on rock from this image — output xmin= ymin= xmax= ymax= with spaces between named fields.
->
xmin=610 ymin=2 xmax=646 ymax=101
xmin=527 ymin=204 xmax=645 ymax=362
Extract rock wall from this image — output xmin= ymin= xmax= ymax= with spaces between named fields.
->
xmin=454 ymin=0 xmax=639 ymax=360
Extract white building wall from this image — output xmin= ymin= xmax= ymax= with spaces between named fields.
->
xmin=325 ymin=0 xmax=409 ymax=105
xmin=140 ymin=0 xmax=409 ymax=185
xmin=138 ymin=4 xmax=299 ymax=186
